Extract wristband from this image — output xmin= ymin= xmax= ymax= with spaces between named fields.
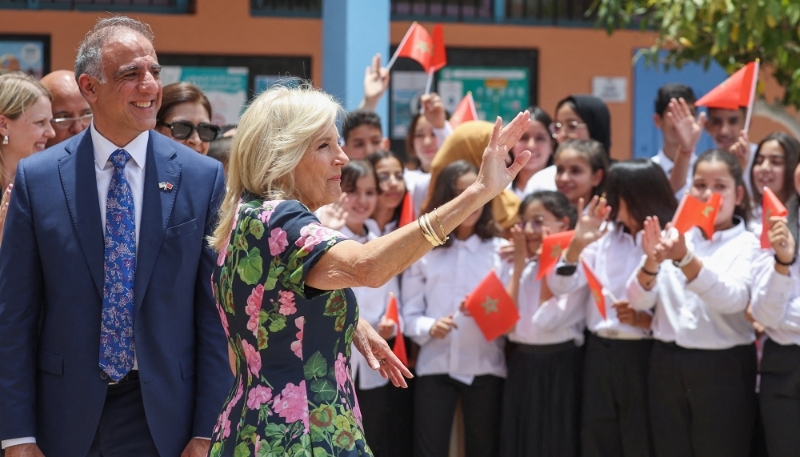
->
xmin=672 ymin=249 xmax=694 ymax=268
xmin=775 ymin=253 xmax=797 ymax=267
xmin=640 ymin=265 xmax=659 ymax=276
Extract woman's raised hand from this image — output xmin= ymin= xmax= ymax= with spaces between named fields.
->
xmin=475 ymin=112 xmax=531 ymax=197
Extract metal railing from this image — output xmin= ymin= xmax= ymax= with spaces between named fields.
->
xmin=390 ymin=0 xmax=595 ymax=24
xmin=0 ymin=0 xmax=190 ymax=13
xmin=391 ymin=0 xmax=493 ymax=21
xmin=250 ymin=0 xmax=321 ymax=17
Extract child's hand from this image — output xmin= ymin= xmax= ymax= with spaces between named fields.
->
xmin=613 ymin=301 xmax=651 ymax=330
xmin=377 ymin=316 xmax=397 ymax=340
xmin=429 ymin=315 xmax=457 ymax=338
xmin=666 ymin=97 xmax=705 ymax=154
xmin=768 ymin=216 xmax=795 ymax=265
xmin=729 ymin=130 xmax=751 ymax=171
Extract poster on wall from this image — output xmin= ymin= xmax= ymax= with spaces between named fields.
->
xmin=162 ymin=66 xmax=249 ymax=126
xmin=0 ymin=35 xmax=49 ymax=79
xmin=438 ymin=67 xmax=529 ymax=122
xmin=390 ymin=71 xmax=429 ymax=140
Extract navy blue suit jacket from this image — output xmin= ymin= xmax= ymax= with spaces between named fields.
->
xmin=0 ymin=130 xmax=232 ymax=456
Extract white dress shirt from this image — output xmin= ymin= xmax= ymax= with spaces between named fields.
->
xmin=341 ymin=220 xmax=401 ymax=390
xmin=401 ymin=236 xmax=509 ymax=385
xmin=548 ymin=223 xmax=651 ymax=339
xmin=2 ymin=125 xmax=149 ymax=450
xmin=508 ymin=259 xmax=586 ymax=346
xmin=651 ymin=148 xmax=695 ymax=201
xmin=626 ymin=218 xmax=758 ymax=349
xmin=751 ymin=219 xmax=800 ymax=346
xmin=523 ymin=165 xmax=557 ymax=195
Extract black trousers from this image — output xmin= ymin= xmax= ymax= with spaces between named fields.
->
xmin=759 ymin=338 xmax=800 ymax=457
xmin=649 ymin=341 xmax=757 ymax=457
xmin=355 ymin=381 xmax=391 ymax=457
xmin=581 ymin=335 xmax=653 ymax=457
xmin=413 ymin=374 xmax=503 ymax=457
xmin=87 ymin=377 xmax=160 ymax=457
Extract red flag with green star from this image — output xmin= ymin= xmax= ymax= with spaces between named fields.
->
xmin=672 ymin=192 xmax=722 ymax=238
xmin=464 ymin=271 xmax=519 ymax=341
xmin=395 ymin=22 xmax=435 ymax=72
xmin=761 ymin=187 xmax=788 ymax=249
xmin=536 ymin=230 xmax=575 ymax=280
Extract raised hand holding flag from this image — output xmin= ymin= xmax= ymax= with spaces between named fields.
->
xmin=761 ymin=187 xmax=788 ymax=249
xmin=386 ymin=22 xmax=434 ymax=72
xmin=463 ymin=271 xmax=519 ymax=341
xmin=536 ymin=230 xmax=575 ymax=280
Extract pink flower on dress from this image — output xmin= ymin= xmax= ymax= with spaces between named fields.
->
xmin=273 ymin=381 xmax=310 ymax=433
xmin=216 ymin=246 xmax=228 ymax=267
xmin=241 ymin=340 xmax=262 ymax=377
xmin=268 ymin=228 xmax=289 ymax=256
xmin=334 ymin=352 xmax=349 ymax=389
xmin=290 ymin=317 xmax=305 ymax=360
xmin=215 ymin=378 xmax=244 ymax=440
xmin=216 ymin=301 xmax=230 ymax=339
xmin=246 ymin=385 xmax=273 ymax=410
xmin=254 ymin=437 xmax=261 ymax=453
xmin=278 ymin=290 xmax=297 ymax=316
xmin=295 ymin=223 xmax=344 ymax=252
xmin=245 ymin=285 xmax=264 ymax=337
xmin=258 ymin=200 xmax=282 ymax=225
xmin=353 ymin=389 xmax=363 ymax=426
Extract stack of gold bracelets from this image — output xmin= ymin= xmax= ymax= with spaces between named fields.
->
xmin=418 ymin=208 xmax=449 ymax=246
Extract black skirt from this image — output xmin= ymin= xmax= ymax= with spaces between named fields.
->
xmin=499 ymin=340 xmax=584 ymax=457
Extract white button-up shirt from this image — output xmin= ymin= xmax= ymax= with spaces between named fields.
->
xmin=651 ymin=148 xmax=695 ymax=201
xmin=401 ymin=235 xmax=509 ymax=385
xmin=626 ymin=219 xmax=758 ymax=349
xmin=548 ymin=223 xmax=651 ymax=339
xmin=509 ymin=259 xmax=586 ymax=346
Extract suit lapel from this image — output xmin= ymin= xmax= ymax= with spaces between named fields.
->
xmin=134 ymin=132 xmax=180 ymax=312
xmin=59 ymin=131 xmax=104 ymax=299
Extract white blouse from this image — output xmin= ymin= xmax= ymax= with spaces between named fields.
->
xmin=401 ymin=235 xmax=509 ymax=385
xmin=508 ymin=259 xmax=586 ymax=346
xmin=341 ymin=220 xmax=401 ymax=390
xmin=523 ymin=164 xmax=557 ymax=195
xmin=626 ymin=219 xmax=758 ymax=349
xmin=548 ymin=223 xmax=651 ymax=339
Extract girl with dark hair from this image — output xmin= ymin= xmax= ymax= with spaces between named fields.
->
xmin=155 ymin=82 xmax=219 ymax=155
xmin=402 ymin=160 xmax=508 ymax=457
xmin=366 ymin=150 xmax=408 ymax=234
xmin=628 ymin=149 xmax=759 ymax=457
xmin=749 ymin=132 xmax=800 ymax=235
xmin=509 ymin=106 xmax=557 ymax=198
xmin=338 ymin=160 xmax=399 ymax=457
xmin=553 ymin=139 xmax=608 ymax=207
xmin=550 ymin=159 xmax=677 ymax=457
xmin=552 ymin=95 xmax=611 ymax=156
xmin=499 ymin=191 xmax=584 ymax=457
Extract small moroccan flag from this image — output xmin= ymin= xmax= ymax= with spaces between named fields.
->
xmin=430 ymin=23 xmax=447 ymax=72
xmin=393 ymin=22 xmax=435 ymax=72
xmin=449 ymin=92 xmax=478 ymax=127
xmin=696 ymin=61 xmax=758 ymax=111
xmin=536 ymin=230 xmax=575 ymax=280
xmin=384 ymin=293 xmax=408 ymax=367
xmin=672 ymin=193 xmax=722 ymax=237
xmin=398 ymin=191 xmax=415 ymax=228
xmin=464 ymin=271 xmax=520 ymax=341
xmin=582 ymin=259 xmax=607 ymax=320
xmin=761 ymin=187 xmax=788 ymax=249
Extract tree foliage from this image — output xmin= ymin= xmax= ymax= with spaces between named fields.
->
xmin=592 ymin=0 xmax=800 ymax=109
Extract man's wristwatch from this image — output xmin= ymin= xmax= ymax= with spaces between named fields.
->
xmin=672 ymin=249 xmax=694 ymax=268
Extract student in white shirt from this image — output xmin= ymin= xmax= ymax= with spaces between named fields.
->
xmin=551 ymin=159 xmax=677 ymax=457
xmin=554 ymin=139 xmax=608 ymax=209
xmin=402 ymin=161 xmax=509 ymax=457
xmin=748 ymin=132 xmax=800 ymax=235
xmin=335 ymin=160 xmax=400 ymax=457
xmin=628 ymin=149 xmax=759 ymax=457
xmin=508 ymin=107 xmax=556 ymax=199
xmin=366 ymin=150 xmax=407 ymax=235
xmin=499 ymin=191 xmax=583 ymax=457
xmin=750 ymin=167 xmax=800 ymax=457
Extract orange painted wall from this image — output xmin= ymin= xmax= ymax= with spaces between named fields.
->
xmin=0 ymin=2 xmax=790 ymax=159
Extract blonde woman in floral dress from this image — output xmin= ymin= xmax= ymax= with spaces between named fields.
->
xmin=208 ymin=80 xmax=533 ymax=457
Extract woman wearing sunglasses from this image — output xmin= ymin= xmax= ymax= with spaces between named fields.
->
xmin=156 ymin=82 xmax=220 ymax=155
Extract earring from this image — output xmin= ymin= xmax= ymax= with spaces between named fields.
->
xmin=2 ymin=135 xmax=7 ymax=145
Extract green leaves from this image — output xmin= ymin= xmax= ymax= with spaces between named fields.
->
xmin=238 ymin=247 xmax=263 ymax=285
xmin=304 ymin=351 xmax=327 ymax=379
xmin=310 ymin=378 xmax=337 ymax=403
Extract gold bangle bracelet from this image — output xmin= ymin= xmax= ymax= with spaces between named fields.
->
xmin=432 ymin=207 xmax=449 ymax=243
xmin=418 ymin=215 xmax=440 ymax=246
xmin=422 ymin=213 xmax=445 ymax=245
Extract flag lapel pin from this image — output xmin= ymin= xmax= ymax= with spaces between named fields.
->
xmin=158 ymin=182 xmax=174 ymax=191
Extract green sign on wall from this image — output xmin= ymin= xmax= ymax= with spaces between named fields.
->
xmin=438 ymin=67 xmax=529 ymax=122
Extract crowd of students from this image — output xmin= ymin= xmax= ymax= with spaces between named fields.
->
xmin=321 ymin=66 xmax=800 ymax=457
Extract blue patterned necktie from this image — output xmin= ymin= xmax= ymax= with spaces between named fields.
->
xmin=99 ymin=149 xmax=136 ymax=381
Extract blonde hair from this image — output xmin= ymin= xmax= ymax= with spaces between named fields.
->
xmin=0 ymin=72 xmax=52 ymax=189
xmin=209 ymin=81 xmax=344 ymax=252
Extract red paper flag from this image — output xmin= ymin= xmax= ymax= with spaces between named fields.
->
xmin=449 ymin=92 xmax=478 ymax=127
xmin=672 ymin=193 xmax=722 ymax=237
xmin=696 ymin=61 xmax=757 ymax=110
xmin=582 ymin=259 xmax=607 ymax=320
xmin=760 ymin=187 xmax=788 ymax=249
xmin=395 ymin=22 xmax=434 ymax=72
xmin=384 ymin=293 xmax=408 ymax=367
xmin=464 ymin=271 xmax=520 ymax=341
xmin=398 ymin=191 xmax=415 ymax=228
xmin=536 ymin=230 xmax=575 ymax=280
xmin=430 ymin=23 xmax=447 ymax=72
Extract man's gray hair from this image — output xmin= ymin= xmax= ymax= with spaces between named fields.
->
xmin=74 ymin=16 xmax=155 ymax=84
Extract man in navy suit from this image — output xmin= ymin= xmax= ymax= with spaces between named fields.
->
xmin=0 ymin=16 xmax=231 ymax=457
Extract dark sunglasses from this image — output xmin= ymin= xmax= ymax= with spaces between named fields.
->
xmin=158 ymin=120 xmax=220 ymax=142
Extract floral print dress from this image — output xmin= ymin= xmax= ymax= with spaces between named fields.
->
xmin=210 ymin=197 xmax=372 ymax=457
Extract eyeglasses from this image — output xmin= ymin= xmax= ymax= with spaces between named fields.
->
xmin=376 ymin=171 xmax=404 ymax=187
xmin=50 ymin=113 xmax=93 ymax=130
xmin=158 ymin=120 xmax=220 ymax=142
xmin=549 ymin=121 xmax=587 ymax=136
xmin=521 ymin=216 xmax=565 ymax=233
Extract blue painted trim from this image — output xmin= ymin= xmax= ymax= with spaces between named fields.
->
xmin=493 ymin=0 xmax=504 ymax=22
